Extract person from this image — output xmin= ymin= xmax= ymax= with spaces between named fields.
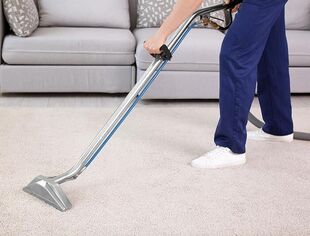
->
xmin=143 ymin=0 xmax=294 ymax=169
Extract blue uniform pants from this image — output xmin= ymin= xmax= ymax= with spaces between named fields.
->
xmin=214 ymin=0 xmax=294 ymax=154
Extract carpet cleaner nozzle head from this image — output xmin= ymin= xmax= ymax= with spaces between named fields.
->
xmin=23 ymin=175 xmax=72 ymax=212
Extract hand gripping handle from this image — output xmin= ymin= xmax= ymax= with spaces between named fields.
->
xmin=148 ymin=0 xmax=243 ymax=60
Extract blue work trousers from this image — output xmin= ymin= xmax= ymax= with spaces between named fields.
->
xmin=214 ymin=0 xmax=294 ymax=154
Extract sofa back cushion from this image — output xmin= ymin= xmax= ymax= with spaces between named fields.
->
xmin=285 ymin=0 xmax=310 ymax=30
xmin=38 ymin=0 xmax=130 ymax=28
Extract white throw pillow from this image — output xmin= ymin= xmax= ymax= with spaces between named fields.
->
xmin=136 ymin=0 xmax=310 ymax=30
xmin=285 ymin=0 xmax=310 ymax=30
xmin=3 ymin=0 xmax=39 ymax=37
xmin=136 ymin=0 xmax=223 ymax=28
xmin=38 ymin=0 xmax=130 ymax=28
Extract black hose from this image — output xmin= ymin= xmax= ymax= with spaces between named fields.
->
xmin=248 ymin=112 xmax=310 ymax=141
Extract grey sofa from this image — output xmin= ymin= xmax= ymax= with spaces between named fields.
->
xmin=0 ymin=0 xmax=309 ymax=99
xmin=0 ymin=0 xmax=137 ymax=94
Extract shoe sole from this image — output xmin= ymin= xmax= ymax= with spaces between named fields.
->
xmin=247 ymin=131 xmax=294 ymax=143
xmin=247 ymin=135 xmax=293 ymax=143
xmin=191 ymin=158 xmax=246 ymax=169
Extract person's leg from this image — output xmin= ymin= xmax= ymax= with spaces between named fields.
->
xmin=192 ymin=1 xmax=289 ymax=169
xmin=256 ymin=9 xmax=294 ymax=136
xmin=214 ymin=1 xmax=288 ymax=154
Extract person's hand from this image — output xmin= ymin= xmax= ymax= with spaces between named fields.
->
xmin=143 ymin=31 xmax=168 ymax=55
xmin=224 ymin=0 xmax=241 ymax=13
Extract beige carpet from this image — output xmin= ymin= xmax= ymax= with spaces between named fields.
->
xmin=0 ymin=106 xmax=309 ymax=236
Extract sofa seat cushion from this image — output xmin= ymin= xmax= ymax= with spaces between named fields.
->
xmin=286 ymin=30 xmax=310 ymax=67
xmin=2 ymin=27 xmax=136 ymax=65
xmin=134 ymin=28 xmax=310 ymax=70
xmin=134 ymin=28 xmax=225 ymax=72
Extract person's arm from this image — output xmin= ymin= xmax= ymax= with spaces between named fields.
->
xmin=143 ymin=0 xmax=241 ymax=55
xmin=143 ymin=0 xmax=204 ymax=55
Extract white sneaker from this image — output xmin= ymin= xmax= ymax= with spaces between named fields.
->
xmin=191 ymin=146 xmax=246 ymax=169
xmin=247 ymin=128 xmax=293 ymax=142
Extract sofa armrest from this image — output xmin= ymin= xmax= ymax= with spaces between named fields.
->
xmin=0 ymin=1 xmax=7 ymax=64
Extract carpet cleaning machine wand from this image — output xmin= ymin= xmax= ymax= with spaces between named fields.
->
xmin=23 ymin=0 xmax=308 ymax=212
